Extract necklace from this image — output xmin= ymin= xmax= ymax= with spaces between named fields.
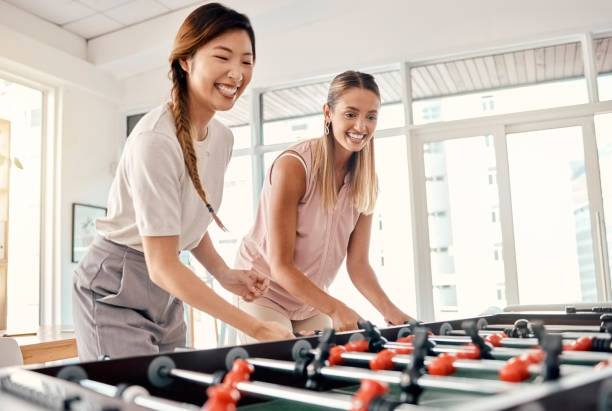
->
xmin=196 ymin=126 xmax=209 ymax=142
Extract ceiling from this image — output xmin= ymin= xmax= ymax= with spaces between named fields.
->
xmin=3 ymin=0 xmax=203 ymax=39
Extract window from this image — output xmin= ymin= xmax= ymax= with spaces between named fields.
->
xmin=421 ymin=103 xmax=441 ymax=122
xmin=412 ymin=42 xmax=589 ymax=124
xmin=496 ymin=284 xmax=505 ymax=301
xmin=214 ymin=94 xmax=250 ymax=149
xmin=507 ymin=126 xmax=596 ymax=303
xmin=424 ymin=141 xmax=442 ymax=153
xmin=329 ymin=135 xmax=415 ymax=324
xmin=594 ymin=36 xmax=612 ymax=101
xmin=207 ymin=153 xmax=254 ymax=264
xmin=263 ymin=150 xmax=281 ymax=177
xmin=263 ymin=114 xmax=323 ymax=146
xmin=493 ymin=243 xmax=503 ymax=262
xmin=434 ymin=285 xmax=458 ymax=311
xmin=228 ymin=124 xmax=251 ymax=150
xmin=594 ymin=114 xmax=612 ymax=288
xmin=481 ymin=95 xmax=495 ymax=113
xmin=428 ymin=211 xmax=446 ymax=218
xmin=424 ymin=135 xmax=505 ymax=319
xmin=0 ymin=78 xmax=43 ymax=330
xmin=190 ymin=128 xmax=254 ymax=348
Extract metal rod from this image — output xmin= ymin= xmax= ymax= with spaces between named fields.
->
xmin=79 ymin=379 xmax=119 ymax=398
xmin=322 ymin=365 xmax=520 ymax=395
xmin=382 ymin=342 xmax=612 ymax=364
xmin=446 ymin=330 xmax=609 ymax=340
xmin=319 ymin=365 xmax=402 ymax=385
xmin=165 ymin=362 xmax=363 ymax=410
xmin=77 ymin=379 xmax=199 ymax=411
xmin=339 ymin=351 xmax=591 ymax=376
xmin=133 ymin=396 xmax=200 ymax=411
xmin=425 ymin=335 xmax=542 ymax=348
xmin=235 ymin=380 xmax=352 ymax=410
xmin=424 ymin=333 xmax=611 ymax=348
xmin=169 ymin=369 xmax=215 ymax=385
xmin=165 ymin=365 xmax=423 ymax=411
xmin=247 ymin=358 xmax=524 ymax=395
xmin=481 ymin=324 xmax=602 ymax=332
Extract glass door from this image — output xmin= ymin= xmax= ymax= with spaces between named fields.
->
xmin=594 ymin=114 xmax=612 ymax=296
xmin=415 ymin=116 xmax=610 ymax=320
xmin=422 ymin=134 xmax=506 ymax=320
xmin=506 ymin=125 xmax=597 ymax=304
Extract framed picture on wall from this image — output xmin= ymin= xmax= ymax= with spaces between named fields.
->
xmin=71 ymin=203 xmax=107 ymax=263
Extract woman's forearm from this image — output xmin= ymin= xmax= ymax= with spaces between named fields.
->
xmin=191 ymin=232 xmax=230 ymax=278
xmin=150 ymin=260 xmax=259 ymax=338
xmin=271 ymin=263 xmax=344 ymax=316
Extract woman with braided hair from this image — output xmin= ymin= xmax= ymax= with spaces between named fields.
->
xmin=72 ymin=3 xmax=293 ymax=361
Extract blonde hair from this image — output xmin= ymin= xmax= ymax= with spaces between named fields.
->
xmin=168 ymin=3 xmax=255 ymax=230
xmin=312 ymin=70 xmax=379 ymax=214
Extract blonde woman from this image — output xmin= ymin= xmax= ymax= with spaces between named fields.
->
xmin=72 ymin=3 xmax=293 ymax=361
xmin=235 ymin=71 xmax=415 ymax=341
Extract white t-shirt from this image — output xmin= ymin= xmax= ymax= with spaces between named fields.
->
xmin=96 ymin=103 xmax=233 ymax=252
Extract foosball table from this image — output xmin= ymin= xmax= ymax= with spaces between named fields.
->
xmin=3 ymin=311 xmax=612 ymax=410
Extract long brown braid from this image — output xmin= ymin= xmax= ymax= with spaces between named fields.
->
xmin=169 ymin=62 xmax=227 ymax=231
xmin=167 ymin=3 xmax=255 ymax=231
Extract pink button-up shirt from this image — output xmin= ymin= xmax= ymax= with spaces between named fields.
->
xmin=234 ymin=139 xmax=361 ymax=320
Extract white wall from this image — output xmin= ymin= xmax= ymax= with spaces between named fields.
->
xmin=0 ymin=14 xmax=122 ymax=325
xmin=59 ymin=87 xmax=120 ymax=324
xmin=122 ymin=67 xmax=170 ymax=114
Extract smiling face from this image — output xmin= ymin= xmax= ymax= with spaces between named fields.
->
xmin=324 ymin=87 xmax=380 ymax=155
xmin=180 ymin=29 xmax=254 ymax=113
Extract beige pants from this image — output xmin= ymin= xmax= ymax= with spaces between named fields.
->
xmin=238 ymin=300 xmax=332 ymax=344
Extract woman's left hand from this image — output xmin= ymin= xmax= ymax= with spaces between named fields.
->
xmin=384 ymin=309 xmax=416 ymax=326
xmin=215 ymin=268 xmax=269 ymax=302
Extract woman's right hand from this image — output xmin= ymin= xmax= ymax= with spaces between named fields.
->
xmin=330 ymin=304 xmax=363 ymax=332
xmin=254 ymin=321 xmax=295 ymax=342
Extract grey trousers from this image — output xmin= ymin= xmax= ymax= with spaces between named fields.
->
xmin=72 ymin=237 xmax=186 ymax=362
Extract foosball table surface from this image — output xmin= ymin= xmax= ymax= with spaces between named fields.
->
xmin=2 ymin=311 xmax=612 ymax=411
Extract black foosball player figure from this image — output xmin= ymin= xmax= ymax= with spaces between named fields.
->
xmin=541 ymin=334 xmax=563 ymax=381
xmin=601 ymin=313 xmax=612 ymax=335
xmin=358 ymin=321 xmax=389 ymax=353
xmin=398 ymin=327 xmax=429 ymax=404
xmin=362 ymin=327 xmax=431 ymax=410
xmin=462 ymin=320 xmax=495 ymax=359
xmin=531 ymin=321 xmax=546 ymax=345
xmin=505 ymin=318 xmax=532 ymax=338
xmin=305 ymin=328 xmax=336 ymax=390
